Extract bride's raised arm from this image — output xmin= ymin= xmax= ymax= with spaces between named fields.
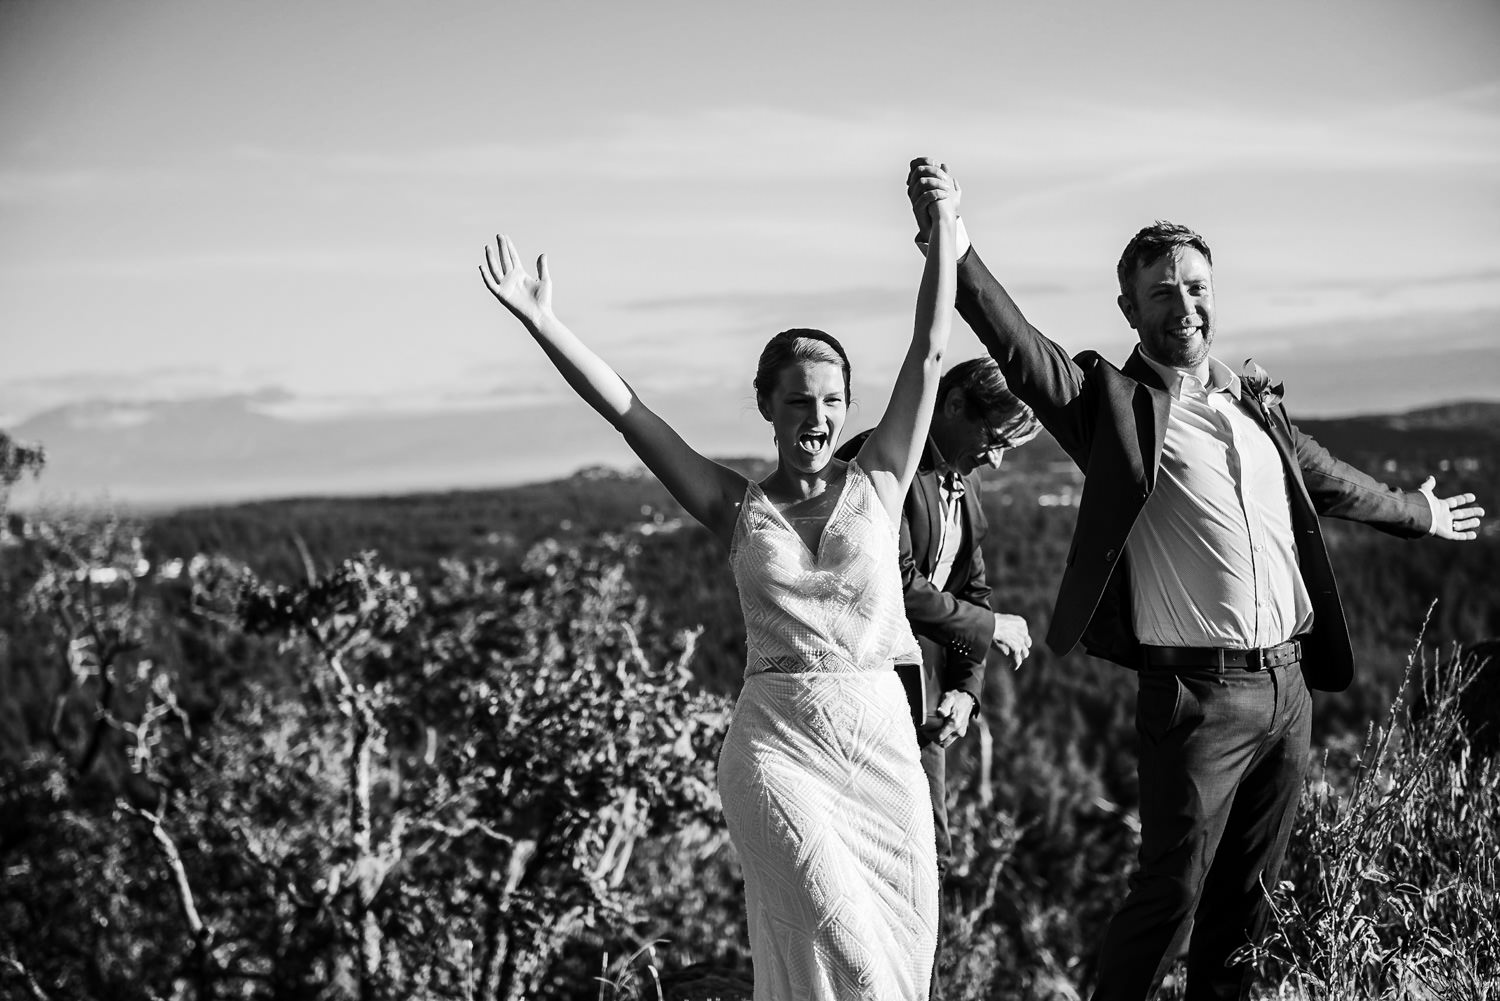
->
xmin=855 ymin=171 xmax=959 ymax=519
xmin=480 ymin=234 xmax=748 ymax=543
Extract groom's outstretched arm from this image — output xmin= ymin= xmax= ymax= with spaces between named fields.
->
xmin=1289 ymin=414 xmax=1484 ymax=539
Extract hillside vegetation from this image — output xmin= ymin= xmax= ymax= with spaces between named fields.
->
xmin=2 ymin=408 xmax=1497 ymax=999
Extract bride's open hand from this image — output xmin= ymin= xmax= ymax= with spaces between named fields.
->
xmin=480 ymin=234 xmax=552 ymax=326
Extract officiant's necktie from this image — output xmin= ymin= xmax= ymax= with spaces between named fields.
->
xmin=931 ymin=469 xmax=966 ymax=590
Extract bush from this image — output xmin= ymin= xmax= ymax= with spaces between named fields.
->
xmin=1249 ymin=637 xmax=1500 ymax=999
xmin=0 ymin=531 xmax=729 ymax=1001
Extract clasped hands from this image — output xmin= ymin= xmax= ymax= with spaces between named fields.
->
xmin=907 ymin=158 xmax=962 ymax=233
xmin=926 ymin=612 xmax=1031 ymax=748
xmin=927 ymin=690 xmax=977 ymax=749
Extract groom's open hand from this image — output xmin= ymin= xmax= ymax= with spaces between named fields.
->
xmin=1419 ymin=476 xmax=1485 ymax=541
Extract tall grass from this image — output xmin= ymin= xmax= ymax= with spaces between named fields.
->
xmin=592 ymin=629 xmax=1500 ymax=1000
xmin=1248 ymin=631 xmax=1500 ymax=1000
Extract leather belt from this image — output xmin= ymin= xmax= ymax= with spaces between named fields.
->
xmin=1141 ymin=639 xmax=1302 ymax=672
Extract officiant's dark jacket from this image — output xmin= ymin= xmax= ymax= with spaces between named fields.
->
xmin=954 ymin=247 xmax=1433 ymax=692
xmin=837 ymin=432 xmax=993 ymax=716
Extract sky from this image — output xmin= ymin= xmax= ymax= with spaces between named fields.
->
xmin=2 ymin=0 xmax=1498 ymax=498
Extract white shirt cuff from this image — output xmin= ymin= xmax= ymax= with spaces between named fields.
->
xmin=1422 ymin=486 xmax=1442 ymax=536
xmin=913 ymin=217 xmax=972 ymax=259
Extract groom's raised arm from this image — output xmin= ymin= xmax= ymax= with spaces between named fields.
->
xmin=908 ymin=158 xmax=1092 ymax=454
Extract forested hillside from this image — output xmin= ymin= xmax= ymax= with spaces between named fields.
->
xmin=144 ymin=406 xmax=1500 ymax=706
xmin=3 ymin=405 xmax=1497 ymax=999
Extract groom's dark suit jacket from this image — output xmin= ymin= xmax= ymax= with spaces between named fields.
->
xmin=837 ymin=433 xmax=992 ymax=719
xmin=955 ymin=247 xmax=1433 ymax=692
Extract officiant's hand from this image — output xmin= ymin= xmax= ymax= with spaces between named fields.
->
xmin=930 ymin=690 xmax=976 ymax=748
xmin=480 ymin=234 xmax=553 ymax=328
xmin=991 ymin=612 xmax=1031 ymax=670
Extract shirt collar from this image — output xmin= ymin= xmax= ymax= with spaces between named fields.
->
xmin=927 ymin=435 xmax=954 ymax=474
xmin=926 ymin=437 xmax=969 ymax=495
xmin=1139 ymin=352 xmax=1242 ymax=401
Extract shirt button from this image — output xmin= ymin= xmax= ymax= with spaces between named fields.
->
xmin=1104 ymin=548 xmax=1117 ymax=562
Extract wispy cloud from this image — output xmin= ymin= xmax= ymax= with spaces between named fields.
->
xmin=623 ymin=286 xmax=910 ymax=324
xmin=0 ymin=365 xmax=284 ymax=425
xmin=625 ymin=281 xmax=1073 ymax=319
xmin=1275 ymin=268 xmax=1500 ymax=293
xmin=1228 ymin=305 xmax=1500 ymax=358
xmin=8 ymin=83 xmax=1480 ymax=210
xmin=617 ymin=282 xmax=1079 ymax=350
xmin=213 ymin=85 xmax=1500 ymax=188
xmin=255 ymin=383 xmax=564 ymax=420
xmin=1 ymin=247 xmax=459 ymax=281
xmin=1240 ymin=272 xmax=1500 ymax=334
xmin=4 ymin=378 xmax=571 ymax=429
xmin=973 ymin=84 xmax=1500 ymax=215
xmin=0 ymin=165 xmax=186 ymax=203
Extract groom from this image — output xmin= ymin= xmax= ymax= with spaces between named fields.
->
xmin=906 ymin=159 xmax=1485 ymax=1000
xmin=839 ymin=355 xmax=1039 ymax=999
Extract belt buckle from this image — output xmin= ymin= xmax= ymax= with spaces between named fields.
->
xmin=1257 ymin=640 xmax=1299 ymax=671
xmin=1244 ymin=647 xmax=1266 ymax=672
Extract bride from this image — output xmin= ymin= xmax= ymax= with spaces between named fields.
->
xmin=480 ymin=177 xmax=960 ymax=1000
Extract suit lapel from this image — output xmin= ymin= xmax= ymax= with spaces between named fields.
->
xmin=916 ymin=471 xmax=943 ymax=576
xmin=1237 ymin=392 xmax=1289 ymax=452
xmin=1122 ymin=347 xmax=1172 ymax=487
xmin=958 ymin=473 xmax=982 ymax=569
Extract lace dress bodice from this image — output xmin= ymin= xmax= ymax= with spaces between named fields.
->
xmin=729 ymin=459 xmax=922 ymax=677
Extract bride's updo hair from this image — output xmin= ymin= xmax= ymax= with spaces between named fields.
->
xmin=753 ymin=328 xmax=852 ymax=410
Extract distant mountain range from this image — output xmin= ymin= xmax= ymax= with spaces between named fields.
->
xmin=7 ymin=394 xmax=1499 ymax=510
xmin=7 ymin=392 xmax=684 ymax=508
xmin=1378 ymin=401 xmax=1500 ymax=431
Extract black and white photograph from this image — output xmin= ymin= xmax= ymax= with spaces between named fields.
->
xmin=2 ymin=2 xmax=1497 ymax=999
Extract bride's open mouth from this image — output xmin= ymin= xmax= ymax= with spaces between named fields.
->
xmin=796 ymin=430 xmax=829 ymax=456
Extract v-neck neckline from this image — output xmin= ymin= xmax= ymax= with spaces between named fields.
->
xmin=751 ymin=464 xmax=856 ymax=564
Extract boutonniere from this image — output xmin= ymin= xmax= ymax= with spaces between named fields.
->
xmin=1240 ymin=359 xmax=1285 ymax=409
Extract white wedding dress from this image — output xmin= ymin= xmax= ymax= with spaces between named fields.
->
xmin=718 ymin=458 xmax=938 ymax=1000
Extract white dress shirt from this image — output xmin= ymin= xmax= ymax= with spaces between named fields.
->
xmin=1125 ymin=355 xmax=1314 ymax=650
xmin=924 ymin=438 xmax=967 ymax=592
xmin=929 ymin=466 xmax=966 ymax=592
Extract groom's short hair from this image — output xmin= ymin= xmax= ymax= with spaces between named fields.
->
xmin=1116 ymin=221 xmax=1214 ymax=301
